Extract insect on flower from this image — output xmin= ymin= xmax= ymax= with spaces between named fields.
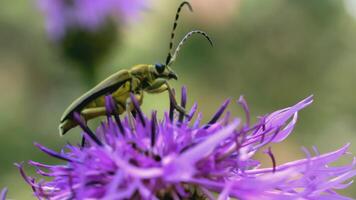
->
xmin=59 ymin=1 xmax=213 ymax=135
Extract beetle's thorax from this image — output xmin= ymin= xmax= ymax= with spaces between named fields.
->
xmin=129 ymin=64 xmax=152 ymax=81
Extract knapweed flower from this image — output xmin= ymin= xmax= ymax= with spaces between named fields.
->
xmin=18 ymin=87 xmax=356 ymax=199
xmin=38 ymin=0 xmax=146 ymax=40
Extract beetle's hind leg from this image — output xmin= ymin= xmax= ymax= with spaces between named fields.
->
xmin=78 ymin=107 xmax=107 ymax=147
xmin=125 ymin=97 xmax=134 ymax=132
xmin=60 ymin=107 xmax=106 ymax=136
xmin=125 ymin=92 xmax=144 ymax=132
xmin=59 ymin=107 xmax=112 ymax=145
xmin=81 ymin=107 xmax=107 ymax=119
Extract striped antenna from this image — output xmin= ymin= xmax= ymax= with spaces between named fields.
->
xmin=168 ymin=30 xmax=213 ymax=66
xmin=165 ymin=1 xmax=193 ymax=65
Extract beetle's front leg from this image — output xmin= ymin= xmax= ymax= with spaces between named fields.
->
xmin=164 ymin=82 xmax=190 ymax=118
xmin=146 ymin=79 xmax=189 ymax=118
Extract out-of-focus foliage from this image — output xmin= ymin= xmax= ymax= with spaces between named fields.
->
xmin=1 ymin=0 xmax=356 ymax=198
xmin=38 ymin=0 xmax=146 ymax=86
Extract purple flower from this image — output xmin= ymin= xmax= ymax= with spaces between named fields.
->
xmin=38 ymin=0 xmax=146 ymax=40
xmin=18 ymin=87 xmax=356 ymax=199
xmin=0 ymin=188 xmax=7 ymax=200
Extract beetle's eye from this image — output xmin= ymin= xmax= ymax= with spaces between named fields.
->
xmin=155 ymin=63 xmax=165 ymax=74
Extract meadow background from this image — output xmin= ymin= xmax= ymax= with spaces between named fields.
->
xmin=1 ymin=0 xmax=356 ymax=198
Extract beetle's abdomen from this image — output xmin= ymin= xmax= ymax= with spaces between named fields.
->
xmin=83 ymin=80 xmax=143 ymax=113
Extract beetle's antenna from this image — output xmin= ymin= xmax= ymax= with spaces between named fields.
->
xmin=165 ymin=1 xmax=193 ymax=65
xmin=168 ymin=30 xmax=213 ymax=66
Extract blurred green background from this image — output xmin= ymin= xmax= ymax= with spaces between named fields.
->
xmin=1 ymin=0 xmax=356 ymax=198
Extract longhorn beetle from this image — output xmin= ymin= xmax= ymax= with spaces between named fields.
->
xmin=59 ymin=1 xmax=213 ymax=135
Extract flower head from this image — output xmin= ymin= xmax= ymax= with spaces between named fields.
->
xmin=38 ymin=0 xmax=146 ymax=40
xmin=18 ymin=87 xmax=356 ymax=199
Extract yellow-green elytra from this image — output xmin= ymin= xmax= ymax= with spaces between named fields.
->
xmin=59 ymin=1 xmax=213 ymax=135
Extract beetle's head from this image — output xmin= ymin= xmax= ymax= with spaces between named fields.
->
xmin=152 ymin=63 xmax=178 ymax=80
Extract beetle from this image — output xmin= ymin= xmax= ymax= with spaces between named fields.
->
xmin=59 ymin=1 xmax=213 ymax=135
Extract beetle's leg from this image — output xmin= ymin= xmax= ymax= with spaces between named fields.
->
xmin=68 ymin=109 xmax=105 ymax=147
xmin=126 ymin=78 xmax=136 ymax=132
xmin=81 ymin=107 xmax=107 ymax=119
xmin=129 ymin=78 xmax=142 ymax=118
xmin=80 ymin=106 xmax=125 ymax=144
xmin=164 ymin=82 xmax=190 ymax=118
xmin=125 ymin=96 xmax=135 ymax=132
xmin=146 ymin=84 xmax=168 ymax=93
xmin=145 ymin=78 xmax=189 ymax=117
xmin=145 ymin=78 xmax=167 ymax=91
xmin=60 ymin=107 xmax=107 ymax=136
xmin=77 ymin=107 xmax=106 ymax=147
xmin=125 ymin=91 xmax=144 ymax=132
xmin=127 ymin=77 xmax=136 ymax=131
xmin=147 ymin=84 xmax=187 ymax=117
xmin=81 ymin=103 xmax=126 ymax=120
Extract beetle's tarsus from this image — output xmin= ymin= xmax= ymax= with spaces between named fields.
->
xmin=175 ymin=104 xmax=190 ymax=118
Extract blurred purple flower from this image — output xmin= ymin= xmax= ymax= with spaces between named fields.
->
xmin=0 ymin=188 xmax=7 ymax=200
xmin=17 ymin=88 xmax=356 ymax=199
xmin=38 ymin=0 xmax=146 ymax=40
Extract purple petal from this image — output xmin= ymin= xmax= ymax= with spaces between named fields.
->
xmin=254 ymin=96 xmax=313 ymax=143
xmin=34 ymin=142 xmax=77 ymax=162
xmin=204 ymin=99 xmax=231 ymax=128
xmin=151 ymin=111 xmax=157 ymax=147
xmin=111 ymin=156 xmax=163 ymax=178
xmin=265 ymin=95 xmax=313 ymax=130
xmin=217 ymin=182 xmax=233 ymax=200
xmin=169 ymin=88 xmax=176 ymax=122
xmin=237 ymin=96 xmax=250 ymax=128
xmin=264 ymin=147 xmax=276 ymax=173
xmin=73 ymin=112 xmax=103 ymax=146
xmin=0 ymin=188 xmax=7 ymax=200
xmin=178 ymin=86 xmax=187 ymax=123
xmin=188 ymin=102 xmax=198 ymax=120
xmin=316 ymin=170 xmax=356 ymax=192
xmin=130 ymin=93 xmax=146 ymax=127
xmin=164 ymin=119 xmax=240 ymax=181
xmin=271 ymin=112 xmax=298 ymax=143
xmin=104 ymin=95 xmax=115 ymax=115
xmin=248 ymin=143 xmax=350 ymax=174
